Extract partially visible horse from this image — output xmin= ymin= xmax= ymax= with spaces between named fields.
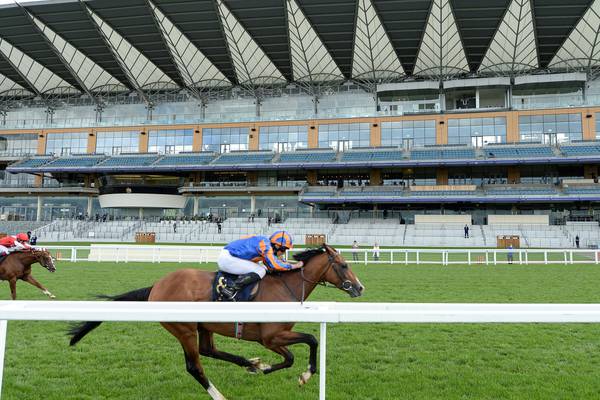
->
xmin=0 ymin=248 xmax=57 ymax=300
xmin=69 ymin=244 xmax=364 ymax=400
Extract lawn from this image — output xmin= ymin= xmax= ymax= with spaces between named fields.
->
xmin=2 ymin=261 xmax=600 ymax=399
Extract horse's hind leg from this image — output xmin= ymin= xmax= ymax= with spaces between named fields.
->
xmin=8 ymin=279 xmax=16 ymax=300
xmin=161 ymin=322 xmax=227 ymax=400
xmin=263 ymin=331 xmax=319 ymax=385
xmin=22 ymin=275 xmax=55 ymax=298
xmin=198 ymin=327 xmax=267 ymax=373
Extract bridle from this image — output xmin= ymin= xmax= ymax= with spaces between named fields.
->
xmin=282 ymin=252 xmax=354 ymax=303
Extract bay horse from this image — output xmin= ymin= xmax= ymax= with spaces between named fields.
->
xmin=0 ymin=248 xmax=57 ymax=300
xmin=69 ymin=244 xmax=364 ymax=400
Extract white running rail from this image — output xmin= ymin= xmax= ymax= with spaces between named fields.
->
xmin=1 ymin=301 xmax=600 ymax=400
xmin=40 ymin=245 xmax=600 ymax=265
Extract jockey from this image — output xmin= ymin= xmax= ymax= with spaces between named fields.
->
xmin=0 ymin=233 xmax=32 ymax=256
xmin=218 ymin=231 xmax=303 ymax=299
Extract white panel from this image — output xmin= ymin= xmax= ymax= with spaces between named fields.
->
xmin=413 ymin=0 xmax=469 ymax=78
xmin=488 ymin=215 xmax=549 ymax=225
xmin=0 ymin=38 xmax=77 ymax=95
xmin=98 ymin=193 xmax=186 ymax=209
xmin=414 ymin=215 xmax=471 ymax=225
xmin=86 ymin=6 xmax=176 ymax=89
xmin=286 ymin=0 xmax=343 ymax=82
xmin=216 ymin=0 xmax=285 ymax=85
xmin=30 ymin=12 xmax=126 ymax=92
xmin=479 ymin=0 xmax=537 ymax=74
xmin=148 ymin=1 xmax=230 ymax=88
xmin=352 ymin=0 xmax=404 ymax=80
xmin=549 ymin=0 xmax=600 ymax=71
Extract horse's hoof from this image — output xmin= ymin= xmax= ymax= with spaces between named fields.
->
xmin=49 ymin=295 xmax=56 ymax=299
xmin=298 ymin=371 xmax=312 ymax=386
xmin=248 ymin=357 xmax=270 ymax=373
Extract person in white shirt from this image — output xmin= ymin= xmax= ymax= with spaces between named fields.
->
xmin=372 ymin=242 xmax=380 ymax=261
xmin=351 ymin=241 xmax=359 ymax=261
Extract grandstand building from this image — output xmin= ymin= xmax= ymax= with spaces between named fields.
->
xmin=1 ymin=0 xmax=600 ymax=244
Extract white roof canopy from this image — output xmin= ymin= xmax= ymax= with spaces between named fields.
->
xmin=478 ymin=0 xmax=538 ymax=74
xmin=148 ymin=1 xmax=230 ymax=89
xmin=216 ymin=0 xmax=285 ymax=86
xmin=352 ymin=0 xmax=405 ymax=81
xmin=413 ymin=0 xmax=469 ymax=78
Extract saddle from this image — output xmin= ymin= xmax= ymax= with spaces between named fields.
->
xmin=212 ymin=271 xmax=260 ymax=302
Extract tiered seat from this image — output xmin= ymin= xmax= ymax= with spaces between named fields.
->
xmin=341 ymin=190 xmax=404 ymax=197
xmin=485 ymin=146 xmax=554 ymax=158
xmin=341 ymin=150 xmax=403 ymax=162
xmin=14 ymin=157 xmax=52 ymax=168
xmin=279 ymin=151 xmax=336 ymax=163
xmin=410 ymin=191 xmax=476 ymax=196
xmin=410 ymin=148 xmax=475 ymax=160
xmin=560 ymin=144 xmax=600 ymax=156
xmin=155 ymin=153 xmax=215 ymax=166
xmin=486 ymin=187 xmax=557 ymax=195
xmin=100 ymin=155 xmax=160 ymax=167
xmin=45 ymin=156 xmax=104 ymax=167
xmin=213 ymin=152 xmax=274 ymax=164
xmin=564 ymin=186 xmax=600 ymax=194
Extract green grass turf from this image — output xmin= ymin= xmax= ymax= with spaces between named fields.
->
xmin=3 ymin=261 xmax=600 ymax=399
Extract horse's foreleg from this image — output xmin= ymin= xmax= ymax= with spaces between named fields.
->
xmin=8 ymin=279 xmax=16 ymax=300
xmin=22 ymin=275 xmax=55 ymax=298
xmin=162 ymin=322 xmax=227 ymax=400
xmin=198 ymin=328 xmax=264 ymax=373
xmin=263 ymin=331 xmax=318 ymax=385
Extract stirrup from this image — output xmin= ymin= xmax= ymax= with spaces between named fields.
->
xmin=220 ymin=286 xmax=237 ymax=300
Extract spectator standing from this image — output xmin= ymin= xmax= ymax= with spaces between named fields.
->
xmin=373 ymin=242 xmax=380 ymax=261
xmin=173 ymin=222 xmax=177 ymax=233
xmin=575 ymin=235 xmax=580 ymax=248
xmin=352 ymin=241 xmax=359 ymax=261
xmin=507 ymin=244 xmax=514 ymax=264
xmin=217 ymin=221 xmax=222 ymax=234
xmin=464 ymin=225 xmax=469 ymax=238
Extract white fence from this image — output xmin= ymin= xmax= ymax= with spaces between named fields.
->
xmin=2 ymin=301 xmax=600 ymax=399
xmin=41 ymin=245 xmax=600 ymax=265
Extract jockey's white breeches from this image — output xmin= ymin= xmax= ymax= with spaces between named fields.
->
xmin=217 ymin=249 xmax=267 ymax=278
xmin=0 ymin=245 xmax=10 ymax=255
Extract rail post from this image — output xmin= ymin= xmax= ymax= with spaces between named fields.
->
xmin=319 ymin=322 xmax=327 ymax=400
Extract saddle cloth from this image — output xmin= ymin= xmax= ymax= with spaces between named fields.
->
xmin=212 ymin=271 xmax=260 ymax=302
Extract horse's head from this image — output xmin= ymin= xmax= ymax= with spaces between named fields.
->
xmin=293 ymin=244 xmax=364 ymax=298
xmin=32 ymin=248 xmax=56 ymax=272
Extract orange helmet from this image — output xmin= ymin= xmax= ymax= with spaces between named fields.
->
xmin=16 ymin=233 xmax=29 ymax=242
xmin=270 ymin=231 xmax=293 ymax=250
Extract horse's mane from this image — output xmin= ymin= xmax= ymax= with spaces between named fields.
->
xmin=292 ymin=246 xmax=326 ymax=263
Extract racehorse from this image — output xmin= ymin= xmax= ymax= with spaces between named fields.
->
xmin=0 ymin=248 xmax=57 ymax=300
xmin=69 ymin=244 xmax=364 ymax=400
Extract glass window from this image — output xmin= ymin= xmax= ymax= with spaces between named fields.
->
xmin=202 ymin=127 xmax=248 ymax=153
xmin=148 ymin=129 xmax=194 ymax=154
xmin=447 ymin=117 xmax=507 ymax=146
xmin=259 ymin=125 xmax=308 ymax=152
xmin=0 ymin=134 xmax=38 ymax=156
xmin=45 ymin=132 xmax=88 ymax=155
xmin=381 ymin=120 xmax=437 ymax=147
xmin=318 ymin=123 xmax=370 ymax=151
xmin=519 ymin=113 xmax=582 ymax=143
xmin=96 ymin=131 xmax=139 ymax=155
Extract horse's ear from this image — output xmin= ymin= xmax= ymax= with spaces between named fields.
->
xmin=323 ymin=243 xmax=335 ymax=254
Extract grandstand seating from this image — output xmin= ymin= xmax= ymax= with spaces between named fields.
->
xmin=45 ymin=156 xmax=104 ymax=168
xmin=14 ymin=157 xmax=52 ymax=168
xmin=560 ymin=143 xmax=600 ymax=156
xmin=99 ymin=155 xmax=160 ymax=167
xmin=213 ymin=152 xmax=273 ymax=164
xmin=154 ymin=153 xmax=215 ymax=166
xmin=410 ymin=190 xmax=476 ymax=196
xmin=485 ymin=146 xmax=554 ymax=158
xmin=486 ymin=186 xmax=557 ymax=195
xmin=410 ymin=148 xmax=475 ymax=160
xmin=279 ymin=151 xmax=336 ymax=163
xmin=341 ymin=150 xmax=404 ymax=162
xmin=563 ymin=186 xmax=600 ymax=194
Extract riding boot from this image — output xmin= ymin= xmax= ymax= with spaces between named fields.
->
xmin=221 ymin=272 xmax=261 ymax=300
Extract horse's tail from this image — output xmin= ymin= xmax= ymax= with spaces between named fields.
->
xmin=68 ymin=286 xmax=153 ymax=346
